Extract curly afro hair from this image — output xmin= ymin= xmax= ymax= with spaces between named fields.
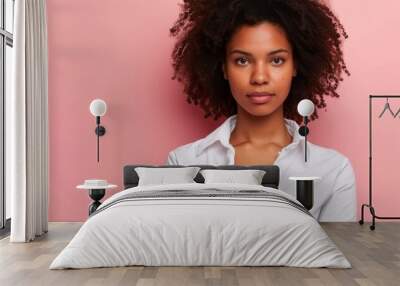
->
xmin=170 ymin=0 xmax=350 ymax=123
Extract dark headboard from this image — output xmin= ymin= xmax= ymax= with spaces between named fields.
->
xmin=123 ymin=165 xmax=280 ymax=189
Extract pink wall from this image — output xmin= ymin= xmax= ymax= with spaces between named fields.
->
xmin=47 ymin=0 xmax=400 ymax=221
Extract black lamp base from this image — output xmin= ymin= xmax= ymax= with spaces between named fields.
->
xmin=88 ymin=189 xmax=105 ymax=215
xmin=296 ymin=180 xmax=314 ymax=210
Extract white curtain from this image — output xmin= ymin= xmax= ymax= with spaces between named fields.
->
xmin=7 ymin=0 xmax=49 ymax=242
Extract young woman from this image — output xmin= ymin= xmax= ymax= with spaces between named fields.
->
xmin=166 ymin=0 xmax=356 ymax=222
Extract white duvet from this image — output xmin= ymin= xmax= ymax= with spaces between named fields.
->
xmin=50 ymin=183 xmax=351 ymax=269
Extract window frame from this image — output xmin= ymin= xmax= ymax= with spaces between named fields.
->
xmin=0 ymin=0 xmax=14 ymax=233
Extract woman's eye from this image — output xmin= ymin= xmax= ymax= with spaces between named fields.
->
xmin=235 ymin=57 xmax=249 ymax=66
xmin=271 ymin=57 xmax=285 ymax=66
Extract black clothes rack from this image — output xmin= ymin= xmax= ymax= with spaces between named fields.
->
xmin=359 ymin=95 xmax=400 ymax=230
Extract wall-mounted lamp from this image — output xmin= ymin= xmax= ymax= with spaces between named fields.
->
xmin=89 ymin=99 xmax=107 ymax=162
xmin=297 ymin=99 xmax=315 ymax=162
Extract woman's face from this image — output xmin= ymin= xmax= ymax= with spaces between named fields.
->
xmin=223 ymin=21 xmax=297 ymax=117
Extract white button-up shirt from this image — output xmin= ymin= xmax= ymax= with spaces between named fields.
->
xmin=166 ymin=115 xmax=357 ymax=222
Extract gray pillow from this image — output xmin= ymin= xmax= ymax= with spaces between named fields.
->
xmin=200 ymin=169 xmax=266 ymax=185
xmin=135 ymin=167 xmax=201 ymax=186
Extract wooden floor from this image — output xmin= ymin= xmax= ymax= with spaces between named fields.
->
xmin=0 ymin=222 xmax=399 ymax=286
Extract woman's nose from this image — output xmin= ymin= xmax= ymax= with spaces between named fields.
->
xmin=250 ymin=63 xmax=269 ymax=85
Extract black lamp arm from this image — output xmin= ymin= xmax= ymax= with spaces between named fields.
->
xmin=304 ymin=116 xmax=308 ymax=162
xmin=94 ymin=116 xmax=106 ymax=162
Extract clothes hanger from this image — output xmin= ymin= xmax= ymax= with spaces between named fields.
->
xmin=378 ymin=97 xmax=396 ymax=118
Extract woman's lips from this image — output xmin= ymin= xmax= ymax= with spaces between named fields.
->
xmin=246 ymin=92 xmax=275 ymax=104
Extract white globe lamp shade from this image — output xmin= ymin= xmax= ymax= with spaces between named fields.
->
xmin=297 ymin=99 xmax=315 ymax=117
xmin=90 ymin=99 xmax=107 ymax=117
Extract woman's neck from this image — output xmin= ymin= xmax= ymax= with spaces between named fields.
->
xmin=229 ymin=106 xmax=292 ymax=148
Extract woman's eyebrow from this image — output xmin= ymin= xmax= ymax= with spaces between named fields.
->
xmin=229 ymin=48 xmax=289 ymax=56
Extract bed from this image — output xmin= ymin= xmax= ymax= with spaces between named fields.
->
xmin=49 ymin=165 xmax=350 ymax=269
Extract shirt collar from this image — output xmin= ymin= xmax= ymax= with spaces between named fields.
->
xmin=196 ymin=114 xmax=304 ymax=156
